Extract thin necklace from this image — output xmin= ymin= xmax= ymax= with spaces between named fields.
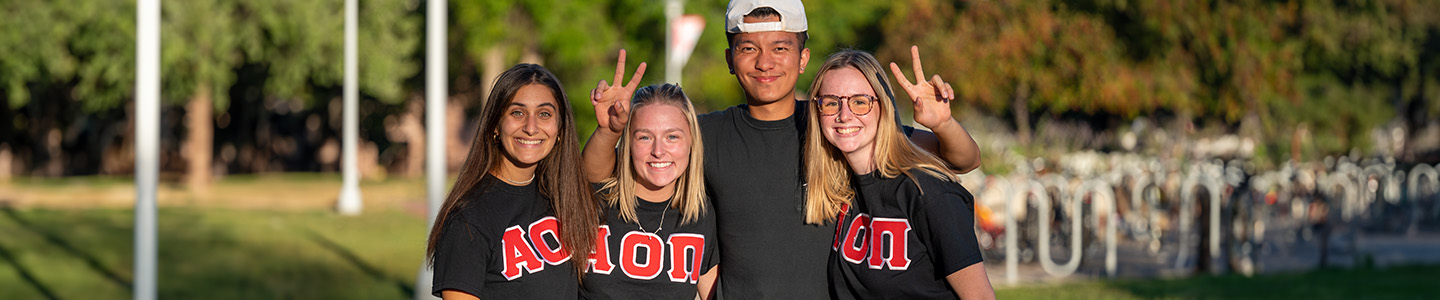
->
xmin=637 ymin=200 xmax=670 ymax=235
xmin=495 ymin=172 xmax=535 ymax=185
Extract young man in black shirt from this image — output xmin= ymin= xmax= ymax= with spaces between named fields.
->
xmin=582 ymin=1 xmax=982 ymax=298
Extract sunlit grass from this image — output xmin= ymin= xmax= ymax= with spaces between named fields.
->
xmin=0 ymin=207 xmax=427 ymax=299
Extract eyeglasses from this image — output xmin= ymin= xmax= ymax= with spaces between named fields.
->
xmin=815 ymin=94 xmax=877 ymax=116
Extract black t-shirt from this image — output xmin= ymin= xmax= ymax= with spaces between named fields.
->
xmin=581 ymin=190 xmax=719 ymax=300
xmin=431 ymin=175 xmax=579 ymax=299
xmin=700 ymin=100 xmax=918 ymax=299
xmin=829 ymin=172 xmax=984 ymax=300
xmin=699 ymin=101 xmax=836 ymax=299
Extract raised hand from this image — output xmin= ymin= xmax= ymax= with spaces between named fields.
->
xmin=889 ymin=45 xmax=956 ymax=131
xmin=590 ymin=49 xmax=647 ymax=134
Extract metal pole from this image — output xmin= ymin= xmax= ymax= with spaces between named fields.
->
xmin=337 ymin=0 xmax=363 ymax=215
xmin=665 ymin=0 xmax=681 ymax=85
xmin=1003 ymin=179 xmax=1018 ymax=284
xmin=134 ymin=0 xmax=160 ymax=298
xmin=424 ymin=0 xmax=448 ymax=253
xmin=414 ymin=0 xmax=447 ymax=298
xmin=1209 ymin=176 xmax=1221 ymax=274
xmin=1098 ymin=180 xmax=1118 ymax=277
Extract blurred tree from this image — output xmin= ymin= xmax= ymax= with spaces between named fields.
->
xmin=0 ymin=0 xmax=136 ymax=176
xmin=163 ymin=0 xmax=418 ymax=187
xmin=453 ymin=0 xmax=623 ymax=138
xmin=879 ymin=0 xmax=1196 ymax=145
xmin=1294 ymin=0 xmax=1440 ymax=160
xmin=0 ymin=0 xmax=135 ymax=110
xmin=249 ymin=0 xmax=418 ymax=103
xmin=1087 ymin=0 xmax=1309 ymax=166
xmin=162 ymin=0 xmax=253 ymax=191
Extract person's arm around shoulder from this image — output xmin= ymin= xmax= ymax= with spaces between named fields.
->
xmin=891 ymin=45 xmax=981 ymax=173
xmin=582 ymin=49 xmax=647 ymax=182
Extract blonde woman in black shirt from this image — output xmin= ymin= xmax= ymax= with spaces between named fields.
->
xmin=802 ymin=50 xmax=994 ymax=299
xmin=583 ymin=83 xmax=718 ymax=299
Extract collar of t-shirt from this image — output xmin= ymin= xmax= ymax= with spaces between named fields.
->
xmin=737 ymin=100 xmax=809 ymax=130
xmin=853 ymin=171 xmax=887 ymax=187
xmin=484 ymin=175 xmax=538 ymax=195
xmin=634 ymin=196 xmax=672 ymax=212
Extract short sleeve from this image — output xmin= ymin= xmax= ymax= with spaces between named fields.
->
xmin=431 ymin=215 xmax=490 ymax=297
xmin=921 ymin=185 xmax=984 ymax=276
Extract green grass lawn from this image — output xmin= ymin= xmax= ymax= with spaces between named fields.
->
xmin=0 ymin=207 xmax=428 ymax=299
xmin=1 ymin=206 xmax=1436 ymax=299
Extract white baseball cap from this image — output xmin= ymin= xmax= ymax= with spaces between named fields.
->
xmin=725 ymin=0 xmax=808 ymax=33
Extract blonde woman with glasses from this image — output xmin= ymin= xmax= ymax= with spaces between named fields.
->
xmin=803 ymin=49 xmax=994 ymax=299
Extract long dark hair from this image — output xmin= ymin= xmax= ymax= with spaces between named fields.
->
xmin=426 ymin=63 xmax=601 ymax=281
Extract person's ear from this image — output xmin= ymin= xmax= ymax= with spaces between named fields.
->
xmin=725 ymin=48 xmax=736 ymax=74
xmin=799 ymin=48 xmax=811 ymax=73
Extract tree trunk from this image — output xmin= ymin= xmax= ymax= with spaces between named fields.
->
xmin=186 ymin=85 xmax=214 ymax=193
xmin=1401 ymin=75 xmax=1429 ymax=162
xmin=1013 ymin=82 xmax=1032 ymax=146
xmin=0 ymin=98 xmax=10 ymax=180
xmin=480 ymin=46 xmax=505 ymax=103
xmin=396 ymin=97 xmax=425 ymax=177
xmin=520 ymin=47 xmax=543 ymax=65
xmin=1291 ymin=123 xmax=1307 ymax=163
xmin=447 ymin=97 xmax=467 ymax=170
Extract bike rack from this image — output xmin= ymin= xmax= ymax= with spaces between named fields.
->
xmin=1075 ymin=179 xmax=1119 ymax=276
xmin=1037 ymin=176 xmax=1084 ymax=277
xmin=983 ymin=155 xmax=1440 ymax=281
xmin=1176 ymin=164 xmax=1223 ymax=272
xmin=1409 ymin=164 xmax=1438 ymax=221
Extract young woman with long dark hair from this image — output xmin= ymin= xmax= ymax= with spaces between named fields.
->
xmin=426 ymin=63 xmax=601 ymax=300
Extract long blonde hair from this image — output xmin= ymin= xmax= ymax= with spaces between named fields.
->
xmin=600 ymin=84 xmax=708 ymax=225
xmin=802 ymin=50 xmax=959 ymax=224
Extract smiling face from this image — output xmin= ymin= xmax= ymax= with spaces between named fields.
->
xmin=727 ymin=15 xmax=810 ymax=105
xmin=496 ymin=84 xmax=561 ymax=171
xmin=817 ymin=67 xmax=881 ymax=172
xmin=628 ymin=104 xmax=692 ymax=198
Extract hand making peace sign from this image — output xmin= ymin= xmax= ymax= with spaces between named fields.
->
xmin=590 ymin=49 xmax=647 ymax=134
xmin=889 ymin=45 xmax=957 ymax=132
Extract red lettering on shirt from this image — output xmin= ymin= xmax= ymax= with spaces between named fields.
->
xmin=528 ymin=217 xmax=570 ymax=265
xmin=619 ymin=232 xmax=665 ymax=280
xmin=868 ymin=217 xmax=913 ymax=270
xmin=833 ymin=203 xmax=850 ymax=251
xmin=588 ymin=225 xmax=615 ymax=274
xmin=667 ymin=233 xmax=706 ymax=283
xmin=841 ymin=213 xmax=871 ymax=264
xmin=501 ymin=225 xmax=544 ymax=280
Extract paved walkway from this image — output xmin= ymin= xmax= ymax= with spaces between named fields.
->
xmin=984 ymin=227 xmax=1440 ymax=287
